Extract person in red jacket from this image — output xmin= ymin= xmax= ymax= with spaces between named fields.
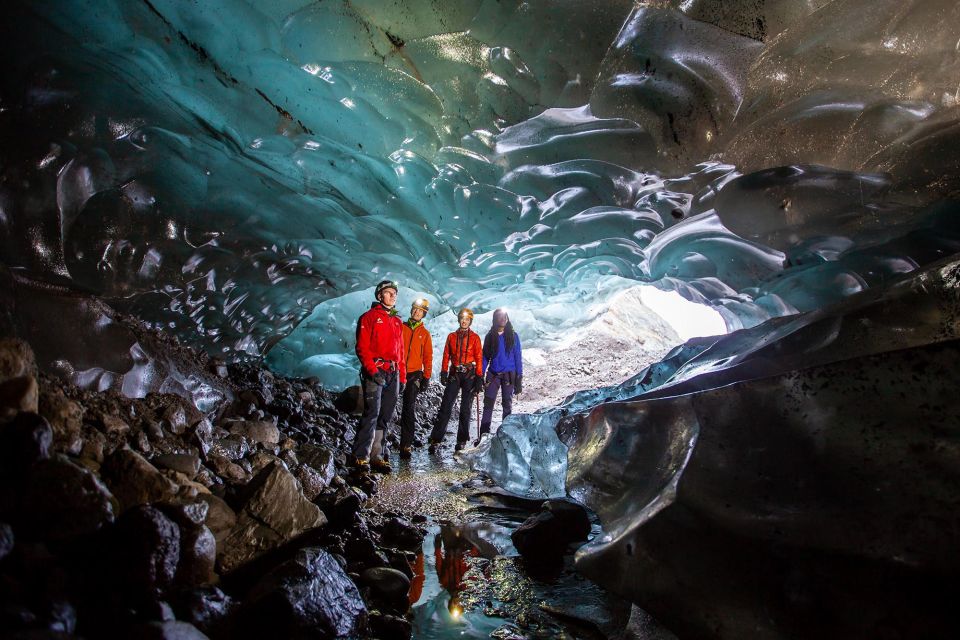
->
xmin=352 ymin=280 xmax=406 ymax=473
xmin=428 ymin=308 xmax=483 ymax=453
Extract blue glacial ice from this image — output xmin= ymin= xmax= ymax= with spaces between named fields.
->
xmin=4 ymin=0 xmax=960 ymax=393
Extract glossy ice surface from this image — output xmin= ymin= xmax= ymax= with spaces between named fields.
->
xmin=3 ymin=1 xmax=960 ymax=390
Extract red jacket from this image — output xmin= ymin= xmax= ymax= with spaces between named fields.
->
xmin=356 ymin=303 xmax=406 ymax=384
xmin=441 ymin=329 xmax=483 ymax=376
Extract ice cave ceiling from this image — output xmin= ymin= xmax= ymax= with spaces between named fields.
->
xmin=2 ymin=0 xmax=960 ymax=389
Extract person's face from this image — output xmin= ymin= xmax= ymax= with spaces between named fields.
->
xmin=411 ymin=307 xmax=426 ymax=321
xmin=458 ymin=315 xmax=471 ymax=330
xmin=379 ymin=288 xmax=397 ymax=307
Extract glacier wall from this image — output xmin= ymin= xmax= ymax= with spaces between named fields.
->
xmin=1 ymin=0 xmax=960 ymax=390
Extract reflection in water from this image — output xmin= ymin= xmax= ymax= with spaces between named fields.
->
xmin=373 ymin=449 xmax=628 ymax=638
xmin=410 ymin=520 xmax=516 ymax=639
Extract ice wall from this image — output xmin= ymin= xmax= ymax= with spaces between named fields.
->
xmin=1 ymin=0 xmax=959 ymax=390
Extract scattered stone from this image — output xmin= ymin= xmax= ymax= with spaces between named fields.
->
xmin=218 ymin=462 xmax=326 ymax=573
xmin=79 ymin=429 xmax=107 ymax=464
xmin=369 ymin=612 xmax=413 ymax=639
xmin=205 ymin=454 xmax=250 ymax=486
xmin=102 ymin=448 xmax=179 ymax=512
xmin=209 ymin=434 xmax=249 ymax=461
xmin=299 ymin=444 xmax=337 ymax=486
xmin=100 ymin=413 xmax=130 ymax=436
xmin=512 ymin=498 xmax=592 ymax=566
xmin=0 ymin=374 xmax=39 ymax=415
xmin=134 ymin=429 xmax=153 ymax=454
xmin=0 ymin=337 xmax=36 ymax=381
xmin=190 ymin=419 xmax=214 ymax=457
xmin=248 ymin=450 xmax=280 ymax=475
xmin=0 ymin=522 xmax=13 ymax=562
xmin=37 ymin=388 xmax=83 ymax=448
xmin=239 ymin=547 xmax=367 ymax=638
xmin=155 ymin=396 xmax=203 ymax=436
xmin=295 ymin=464 xmax=327 ymax=501
xmin=160 ymin=501 xmax=209 ymax=528
xmin=172 ymin=587 xmax=236 ymax=637
xmin=154 ymin=452 xmax=201 ymax=477
xmin=226 ymin=419 xmax=280 ymax=446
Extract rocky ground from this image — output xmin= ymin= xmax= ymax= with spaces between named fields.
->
xmin=0 ymin=287 xmax=679 ymax=639
xmin=0 ymin=333 xmax=447 ymax=639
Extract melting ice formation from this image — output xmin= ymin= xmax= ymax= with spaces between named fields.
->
xmin=471 ymin=255 xmax=960 ymax=637
xmin=2 ymin=0 xmax=960 ymax=389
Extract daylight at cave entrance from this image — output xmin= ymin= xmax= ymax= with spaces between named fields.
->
xmin=1 ymin=1 xmax=959 ymax=639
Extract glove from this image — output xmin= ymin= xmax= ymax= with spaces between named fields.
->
xmin=419 ymin=377 xmax=430 ymax=393
xmin=484 ymin=370 xmax=494 ymax=390
xmin=440 ymin=371 xmax=449 ymax=386
xmin=515 ymin=375 xmax=523 ymax=395
xmin=472 ymin=375 xmax=484 ymax=395
xmin=372 ymin=371 xmax=387 ymax=386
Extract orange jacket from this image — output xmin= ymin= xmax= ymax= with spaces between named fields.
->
xmin=402 ymin=320 xmax=433 ymax=379
xmin=441 ymin=329 xmax=483 ymax=376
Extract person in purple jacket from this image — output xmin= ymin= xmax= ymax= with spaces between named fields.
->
xmin=478 ymin=308 xmax=523 ymax=441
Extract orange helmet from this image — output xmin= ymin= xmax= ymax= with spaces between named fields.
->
xmin=411 ymin=298 xmax=430 ymax=313
xmin=458 ymin=308 xmax=474 ymax=323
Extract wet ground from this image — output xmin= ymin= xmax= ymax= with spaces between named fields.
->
xmin=369 ymin=443 xmax=630 ymax=639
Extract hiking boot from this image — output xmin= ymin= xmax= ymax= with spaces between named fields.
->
xmin=399 ymin=446 xmax=413 ymax=460
xmin=454 ymin=441 xmax=465 ymax=452
xmin=351 ymin=457 xmax=370 ymax=472
xmin=370 ymin=458 xmax=393 ymax=474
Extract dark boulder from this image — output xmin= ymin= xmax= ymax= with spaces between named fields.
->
xmin=239 ymin=547 xmax=366 ymax=639
xmin=19 ymin=455 xmax=115 ymax=540
xmin=217 ymin=462 xmax=326 ymax=573
xmin=171 ymin=586 xmax=236 ymax=637
xmin=359 ymin=566 xmax=411 ymax=611
xmin=379 ymin=516 xmax=424 ymax=552
xmin=129 ymin=620 xmax=211 ymax=639
xmin=0 ymin=522 xmax=13 ymax=561
xmin=369 ymin=612 xmax=412 ymax=639
xmin=1 ymin=412 xmax=52 ymax=475
xmin=334 ymin=386 xmax=362 ymax=415
xmin=101 ymin=448 xmax=178 ymax=512
xmin=111 ymin=505 xmax=181 ymax=597
xmin=511 ymin=498 xmax=591 ymax=566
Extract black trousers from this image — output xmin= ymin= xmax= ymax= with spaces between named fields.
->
xmin=399 ymin=371 xmax=423 ymax=449
xmin=430 ymin=371 xmax=476 ymax=445
xmin=480 ymin=371 xmax=515 ymax=435
xmin=351 ymin=369 xmax=399 ymax=460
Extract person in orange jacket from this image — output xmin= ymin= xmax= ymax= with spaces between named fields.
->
xmin=352 ymin=280 xmax=406 ymax=473
xmin=429 ymin=308 xmax=483 ymax=453
xmin=399 ymin=297 xmax=433 ymax=459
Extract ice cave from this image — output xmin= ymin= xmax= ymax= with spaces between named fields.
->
xmin=1 ymin=0 xmax=958 ymax=638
